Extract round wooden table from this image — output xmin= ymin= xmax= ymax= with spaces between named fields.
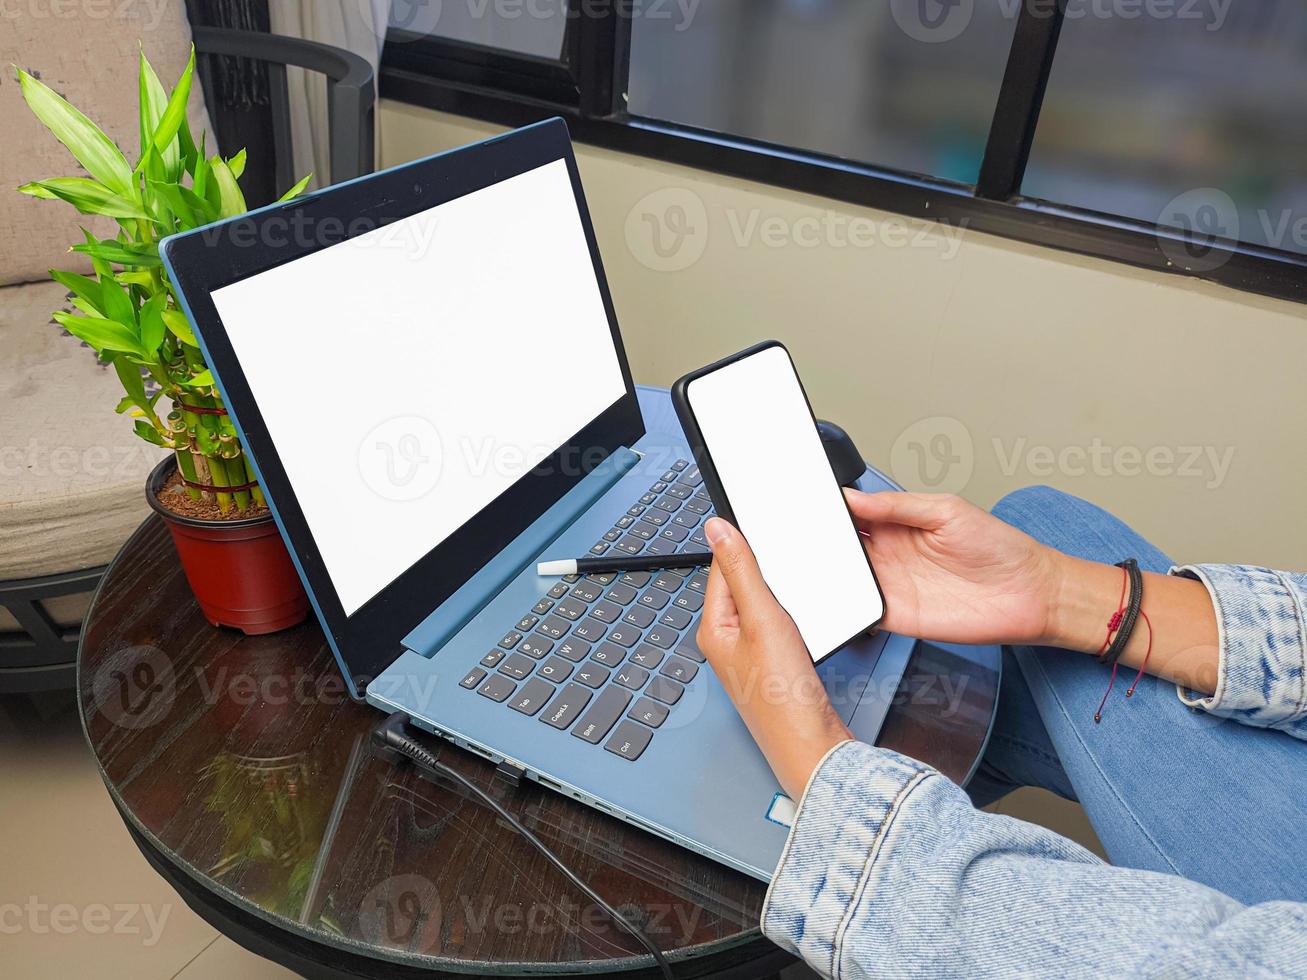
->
xmin=77 ymin=397 xmax=1000 ymax=978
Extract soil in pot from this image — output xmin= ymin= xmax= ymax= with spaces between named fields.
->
xmin=155 ymin=469 xmax=270 ymax=522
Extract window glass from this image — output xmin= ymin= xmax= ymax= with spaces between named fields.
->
xmin=627 ymin=0 xmax=1017 ymax=184
xmin=1024 ymin=5 xmax=1307 ymax=254
xmin=389 ymin=0 xmax=570 ymax=59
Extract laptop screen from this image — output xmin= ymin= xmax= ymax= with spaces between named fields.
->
xmin=210 ymin=159 xmax=628 ymax=616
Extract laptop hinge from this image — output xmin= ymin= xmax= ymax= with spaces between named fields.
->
xmin=396 ymin=447 xmax=642 ymax=661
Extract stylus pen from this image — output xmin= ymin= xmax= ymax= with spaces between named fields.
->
xmin=537 ymin=552 xmax=712 ymax=578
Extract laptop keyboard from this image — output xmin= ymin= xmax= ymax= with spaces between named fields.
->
xmin=458 ymin=460 xmax=713 ymax=763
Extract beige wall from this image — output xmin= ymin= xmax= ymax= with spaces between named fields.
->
xmin=380 ymin=101 xmax=1306 ymax=570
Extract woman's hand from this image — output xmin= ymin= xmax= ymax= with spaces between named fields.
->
xmin=698 ymin=518 xmax=853 ymax=800
xmin=847 ymin=491 xmax=1063 ymax=647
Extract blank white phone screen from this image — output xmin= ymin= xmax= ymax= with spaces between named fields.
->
xmin=687 ymin=345 xmax=882 ymax=661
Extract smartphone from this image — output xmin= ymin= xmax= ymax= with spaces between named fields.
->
xmin=672 ymin=341 xmax=885 ymax=664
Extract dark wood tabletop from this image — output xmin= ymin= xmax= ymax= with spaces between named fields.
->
xmin=77 ymin=392 xmax=1000 ymax=978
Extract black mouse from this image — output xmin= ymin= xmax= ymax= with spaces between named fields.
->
xmin=817 ymin=420 xmax=866 ymax=488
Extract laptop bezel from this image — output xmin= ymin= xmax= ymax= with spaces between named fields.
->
xmin=160 ymin=119 xmax=644 ymax=694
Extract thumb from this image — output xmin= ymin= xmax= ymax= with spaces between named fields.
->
xmin=845 ymin=489 xmax=953 ymax=532
xmin=704 ymin=518 xmax=776 ymax=623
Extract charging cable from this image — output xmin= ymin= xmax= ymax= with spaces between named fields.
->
xmin=373 ymin=713 xmax=674 ymax=979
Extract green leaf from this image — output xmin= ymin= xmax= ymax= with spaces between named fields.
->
xmin=72 ymin=239 xmax=162 ymax=269
xmin=134 ymin=420 xmax=166 ymax=447
xmin=228 ymin=148 xmax=247 ymax=180
xmin=182 ymin=368 xmax=214 ymax=388
xmin=17 ymin=69 xmax=134 ymax=197
xmin=114 ymin=394 xmax=137 ymax=415
xmin=100 ymin=278 xmax=136 ymax=327
xmin=53 ymin=311 xmax=145 ymax=357
xmin=114 ymin=355 xmax=150 ymax=408
xmin=193 ymin=133 xmax=209 ymax=200
xmin=149 ymin=47 xmax=195 ymax=165
xmin=162 ymin=308 xmax=197 ymax=346
xmin=81 ymin=228 xmax=113 ymax=280
xmin=277 ymin=174 xmax=314 ymax=203
xmin=138 ymin=50 xmax=171 ymax=167
xmin=19 ymin=178 xmax=151 ymax=220
xmin=49 ymin=269 xmax=105 ymax=313
xmin=207 ymin=157 xmax=246 ymax=218
xmin=139 ymin=293 xmax=167 ymax=353
xmin=116 ymin=270 xmax=156 ymax=289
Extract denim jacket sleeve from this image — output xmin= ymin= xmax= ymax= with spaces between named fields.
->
xmin=762 ymin=740 xmax=1307 ymax=979
xmin=1170 ymin=565 xmax=1307 ymax=740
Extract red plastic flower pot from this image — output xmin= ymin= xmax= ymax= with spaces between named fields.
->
xmin=146 ymin=458 xmax=310 ymax=635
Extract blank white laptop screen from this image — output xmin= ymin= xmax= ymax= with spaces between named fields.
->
xmin=210 ymin=160 xmax=627 ymax=615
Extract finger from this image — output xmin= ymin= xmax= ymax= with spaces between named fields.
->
xmin=703 ymin=517 xmax=778 ymax=623
xmin=845 ymin=489 xmax=953 ymax=532
xmin=699 ymin=561 xmax=739 ymax=641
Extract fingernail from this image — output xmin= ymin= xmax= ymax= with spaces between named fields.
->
xmin=705 ymin=518 xmax=731 ymax=546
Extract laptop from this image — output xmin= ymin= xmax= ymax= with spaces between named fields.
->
xmin=160 ymin=118 xmax=914 ymax=881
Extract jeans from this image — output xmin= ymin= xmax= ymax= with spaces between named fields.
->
xmin=969 ymin=486 xmax=1307 ymax=907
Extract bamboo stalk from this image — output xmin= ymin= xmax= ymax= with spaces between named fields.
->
xmin=243 ymin=456 xmax=266 ymax=507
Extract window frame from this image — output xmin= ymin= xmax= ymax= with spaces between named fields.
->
xmin=380 ymin=0 xmax=1307 ymax=305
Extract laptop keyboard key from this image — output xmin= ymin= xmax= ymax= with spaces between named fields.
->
xmin=516 ymin=615 xmax=539 ymax=632
xmin=510 ymin=678 xmax=556 ymax=716
xmin=590 ymin=600 xmax=624 ymax=624
xmin=659 ymin=607 xmax=693 ymax=630
xmin=652 ymin=572 xmax=685 ymax=594
xmin=642 ymin=509 xmax=670 ymax=527
xmin=684 ymin=498 xmax=711 ymax=516
xmin=533 ymin=598 xmax=555 ymax=616
xmin=629 ymin=521 xmax=658 ymax=541
xmin=645 ymin=627 xmax=677 ymax=650
xmin=574 ymin=663 xmax=610 ymax=689
xmin=687 ymin=573 xmax=708 ymax=594
xmin=615 ymin=536 xmax=644 ymax=556
xmin=572 ymin=618 xmax=607 ymax=643
xmin=623 ymin=605 xmax=656 ymax=629
xmin=499 ymin=653 xmax=536 ymax=680
xmin=666 ymin=484 xmax=693 ymax=500
xmin=541 ymin=684 xmax=592 ymax=729
xmin=555 ymin=638 xmax=591 ymax=663
xmin=517 ymin=636 xmax=553 ymax=660
xmin=629 ymin=698 xmax=669 ymax=728
xmin=460 ymin=667 xmax=487 ymax=690
xmin=570 ymin=582 xmax=602 ymax=603
xmin=477 ymin=674 xmax=517 ymax=703
xmin=660 ymin=657 xmax=699 ymax=684
xmin=616 ymin=515 xmax=635 ymax=529
xmin=654 ymin=497 xmax=681 ymax=513
xmin=573 ymin=687 xmax=632 ymax=744
xmin=537 ymin=657 xmax=574 ymax=682
xmin=646 ymin=676 xmax=685 ymax=705
xmin=682 ymin=466 xmax=703 ymax=487
xmin=615 ymin=665 xmax=650 ymax=690
xmin=480 ymin=650 xmax=506 ymax=669
xmin=638 ymin=588 xmax=671 ymax=611
xmin=555 ymin=597 xmax=588 ymax=621
xmin=606 ymin=625 xmax=641 ymax=648
xmin=630 ymin=645 xmax=665 ymax=669
xmin=674 ymin=590 xmax=705 ymax=613
xmin=605 ymin=721 xmax=653 ymax=761
xmin=590 ymin=542 xmax=610 ymax=557
xmin=605 ymin=583 xmax=638 ymax=606
xmin=673 ymin=511 xmax=700 ymax=529
xmin=660 ymin=524 xmax=690 ymax=544
xmin=672 ymin=459 xmax=689 ymax=472
xmin=639 ymin=492 xmax=658 ymax=506
xmin=547 ymin=582 xmax=570 ymax=600
xmin=499 ymin=631 xmax=523 ymax=650
xmin=591 ymin=642 xmax=627 ymax=667
xmin=620 ymin=571 xmax=652 ymax=588
xmin=536 ymin=615 xmax=570 ymax=640
xmin=603 ymin=528 xmax=622 ymax=543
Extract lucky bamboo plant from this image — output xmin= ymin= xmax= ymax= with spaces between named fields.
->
xmin=16 ymin=48 xmax=310 ymax=515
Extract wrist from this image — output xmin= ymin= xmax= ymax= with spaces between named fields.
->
xmin=1040 ymin=553 xmax=1126 ymax=654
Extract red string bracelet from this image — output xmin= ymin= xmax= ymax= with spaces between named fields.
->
xmin=1094 ymin=566 xmax=1130 ymax=723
